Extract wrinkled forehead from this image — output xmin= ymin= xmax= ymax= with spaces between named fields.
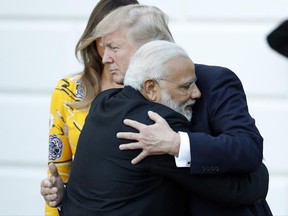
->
xmin=165 ymin=57 xmax=195 ymax=79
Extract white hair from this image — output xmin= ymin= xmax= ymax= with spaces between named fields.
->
xmin=124 ymin=40 xmax=190 ymax=90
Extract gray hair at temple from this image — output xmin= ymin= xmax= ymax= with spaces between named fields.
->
xmin=80 ymin=4 xmax=174 ymax=49
xmin=124 ymin=40 xmax=190 ymax=90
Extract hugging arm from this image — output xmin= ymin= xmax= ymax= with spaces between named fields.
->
xmin=117 ymin=110 xmax=180 ymax=164
xmin=118 ymin=67 xmax=264 ymax=173
xmin=151 ymin=156 xmax=269 ymax=207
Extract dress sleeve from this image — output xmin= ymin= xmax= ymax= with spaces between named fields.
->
xmin=45 ymin=78 xmax=74 ymax=216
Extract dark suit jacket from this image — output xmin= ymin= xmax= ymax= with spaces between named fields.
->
xmin=61 ymin=85 xmax=269 ymax=216
xmin=186 ymin=64 xmax=272 ymax=215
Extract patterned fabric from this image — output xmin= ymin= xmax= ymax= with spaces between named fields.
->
xmin=45 ymin=75 xmax=88 ymax=216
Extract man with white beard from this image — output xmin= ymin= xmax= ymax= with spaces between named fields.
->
xmin=41 ymin=4 xmax=271 ymax=216
xmin=57 ymin=40 xmax=267 ymax=216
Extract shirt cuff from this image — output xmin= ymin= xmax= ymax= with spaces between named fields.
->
xmin=174 ymin=132 xmax=191 ymax=167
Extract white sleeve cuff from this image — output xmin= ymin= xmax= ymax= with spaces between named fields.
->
xmin=174 ymin=132 xmax=191 ymax=167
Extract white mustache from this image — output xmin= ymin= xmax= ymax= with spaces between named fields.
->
xmin=184 ymin=100 xmax=196 ymax=108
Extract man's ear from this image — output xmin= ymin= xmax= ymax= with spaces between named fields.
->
xmin=142 ymin=79 xmax=159 ymax=101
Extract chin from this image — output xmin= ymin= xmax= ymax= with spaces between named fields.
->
xmin=113 ymin=77 xmax=124 ymax=85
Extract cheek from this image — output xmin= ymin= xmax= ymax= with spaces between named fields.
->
xmin=123 ymin=60 xmax=130 ymax=72
xmin=118 ymin=55 xmax=131 ymax=71
xmin=170 ymin=91 xmax=187 ymax=103
xmin=166 ymin=88 xmax=178 ymax=100
xmin=96 ymin=41 xmax=104 ymax=58
xmin=116 ymin=49 xmax=135 ymax=73
xmin=97 ymin=46 xmax=104 ymax=58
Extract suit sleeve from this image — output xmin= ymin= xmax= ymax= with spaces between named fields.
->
xmin=150 ymin=109 xmax=268 ymax=207
xmin=150 ymin=154 xmax=269 ymax=207
xmin=188 ymin=67 xmax=263 ymax=174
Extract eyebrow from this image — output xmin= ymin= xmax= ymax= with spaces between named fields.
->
xmin=181 ymin=76 xmax=197 ymax=86
xmin=105 ymin=41 xmax=126 ymax=47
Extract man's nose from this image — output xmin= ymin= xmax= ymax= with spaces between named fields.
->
xmin=102 ymin=49 xmax=113 ymax=64
xmin=190 ymin=85 xmax=201 ymax=99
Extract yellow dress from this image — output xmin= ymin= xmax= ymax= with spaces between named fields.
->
xmin=46 ymin=74 xmax=88 ymax=216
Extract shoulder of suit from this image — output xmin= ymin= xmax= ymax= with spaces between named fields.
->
xmin=195 ymin=64 xmax=237 ymax=78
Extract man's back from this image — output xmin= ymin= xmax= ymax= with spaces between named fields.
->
xmin=60 ymin=85 xmax=270 ymax=216
xmin=61 ymin=86 xmax=190 ymax=216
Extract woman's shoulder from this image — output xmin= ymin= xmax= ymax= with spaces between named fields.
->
xmin=52 ymin=73 xmax=84 ymax=102
xmin=56 ymin=73 xmax=82 ymax=88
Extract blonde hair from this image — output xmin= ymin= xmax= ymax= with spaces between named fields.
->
xmin=71 ymin=0 xmax=139 ymax=109
xmin=80 ymin=4 xmax=174 ymax=50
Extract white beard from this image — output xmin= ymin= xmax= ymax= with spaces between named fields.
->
xmin=160 ymin=90 xmax=194 ymax=121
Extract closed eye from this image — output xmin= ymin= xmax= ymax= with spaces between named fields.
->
xmin=180 ymin=84 xmax=191 ymax=90
xmin=107 ymin=45 xmax=119 ymax=52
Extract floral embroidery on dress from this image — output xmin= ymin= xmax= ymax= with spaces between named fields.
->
xmin=75 ymin=80 xmax=84 ymax=99
xmin=49 ymin=134 xmax=63 ymax=160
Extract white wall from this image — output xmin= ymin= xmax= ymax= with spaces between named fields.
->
xmin=0 ymin=0 xmax=287 ymax=215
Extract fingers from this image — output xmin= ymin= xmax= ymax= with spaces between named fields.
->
xmin=48 ymin=200 xmax=58 ymax=207
xmin=48 ymin=162 xmax=59 ymax=178
xmin=41 ymin=164 xmax=64 ymax=208
xmin=119 ymin=143 xmax=147 ymax=164
xmin=131 ymin=151 xmax=148 ymax=164
xmin=48 ymin=163 xmax=60 ymax=185
xmin=122 ymin=111 xmax=163 ymax=130
xmin=119 ymin=142 xmax=141 ymax=150
xmin=46 ymin=193 xmax=57 ymax=201
xmin=118 ymin=111 xmax=164 ymax=141
xmin=147 ymin=110 xmax=164 ymax=122
xmin=40 ymin=179 xmax=57 ymax=195
xmin=122 ymin=119 xmax=146 ymax=131
xmin=117 ymin=132 xmax=138 ymax=140
xmin=41 ymin=178 xmax=52 ymax=188
xmin=116 ymin=119 xmax=144 ymax=141
xmin=41 ymin=181 xmax=59 ymax=207
xmin=46 ymin=193 xmax=58 ymax=207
